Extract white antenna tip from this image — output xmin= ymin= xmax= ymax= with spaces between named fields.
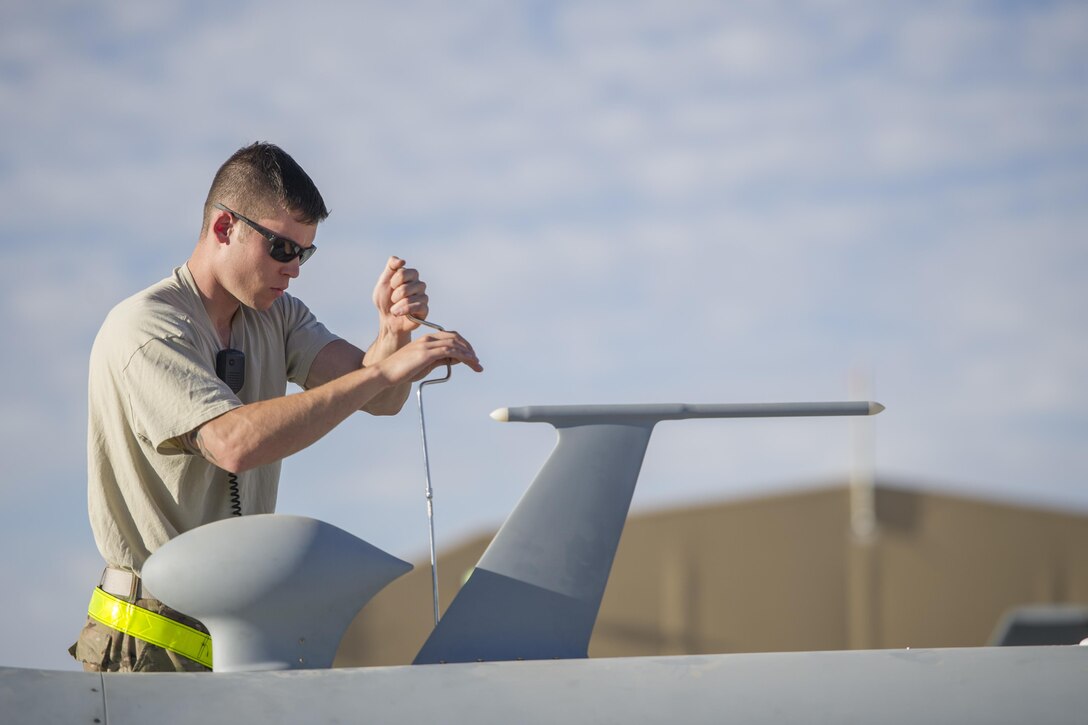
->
xmin=869 ymin=402 xmax=885 ymax=415
xmin=490 ymin=408 xmax=510 ymax=422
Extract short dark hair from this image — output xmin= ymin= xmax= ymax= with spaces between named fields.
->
xmin=202 ymin=142 xmax=329 ymax=234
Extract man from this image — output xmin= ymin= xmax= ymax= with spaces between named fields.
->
xmin=69 ymin=142 xmax=482 ymax=672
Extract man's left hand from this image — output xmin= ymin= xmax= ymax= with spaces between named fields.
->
xmin=372 ymin=256 xmax=428 ymax=335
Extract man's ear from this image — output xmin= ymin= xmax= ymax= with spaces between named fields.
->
xmin=212 ymin=209 xmax=233 ymax=244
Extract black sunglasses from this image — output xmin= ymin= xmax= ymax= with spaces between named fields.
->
xmin=214 ymin=203 xmax=317 ymax=265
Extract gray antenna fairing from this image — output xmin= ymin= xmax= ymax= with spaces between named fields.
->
xmin=142 ymin=514 xmax=412 ymax=672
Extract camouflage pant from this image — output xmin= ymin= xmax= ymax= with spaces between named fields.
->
xmin=69 ymin=594 xmax=211 ymax=673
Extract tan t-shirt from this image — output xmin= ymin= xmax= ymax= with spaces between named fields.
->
xmin=87 ymin=264 xmax=340 ymax=572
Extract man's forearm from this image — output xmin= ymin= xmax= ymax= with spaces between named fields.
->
xmin=197 ymin=363 xmax=393 ymax=472
xmin=360 ymin=326 xmax=412 ymax=415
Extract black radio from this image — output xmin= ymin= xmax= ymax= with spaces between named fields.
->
xmin=215 ymin=348 xmax=246 ymax=394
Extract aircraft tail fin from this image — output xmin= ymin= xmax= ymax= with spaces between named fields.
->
xmin=414 ymin=413 xmax=656 ymax=664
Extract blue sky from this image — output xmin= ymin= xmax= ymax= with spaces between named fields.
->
xmin=1 ymin=0 xmax=1086 ymax=670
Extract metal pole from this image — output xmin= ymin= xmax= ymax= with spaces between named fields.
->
xmin=409 ymin=315 xmax=452 ymax=627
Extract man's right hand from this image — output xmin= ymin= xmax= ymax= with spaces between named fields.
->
xmin=376 ymin=329 xmax=483 ymax=386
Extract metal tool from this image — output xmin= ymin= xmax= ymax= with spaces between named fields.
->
xmin=408 ymin=315 xmax=452 ymax=626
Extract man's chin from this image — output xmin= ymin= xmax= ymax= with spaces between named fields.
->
xmin=249 ymin=295 xmax=279 ymax=312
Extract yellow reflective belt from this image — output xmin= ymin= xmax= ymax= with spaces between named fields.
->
xmin=87 ymin=587 xmax=213 ymax=669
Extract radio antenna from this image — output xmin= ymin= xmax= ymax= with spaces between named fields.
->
xmin=408 ymin=315 xmax=452 ymax=627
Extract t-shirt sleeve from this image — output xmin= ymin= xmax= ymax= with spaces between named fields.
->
xmin=281 ymin=294 xmax=341 ymax=387
xmin=122 ymin=335 xmax=242 ymax=455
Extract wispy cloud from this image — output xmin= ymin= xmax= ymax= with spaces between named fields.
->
xmin=1 ymin=0 xmax=1086 ymax=670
